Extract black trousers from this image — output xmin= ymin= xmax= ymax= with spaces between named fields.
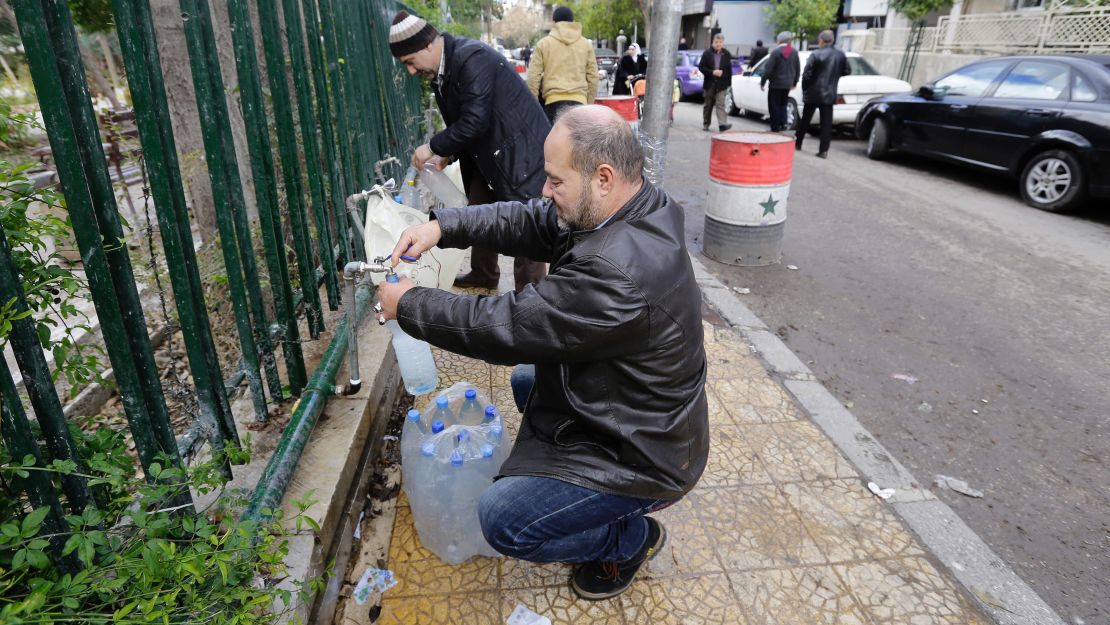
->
xmin=767 ymin=88 xmax=790 ymax=132
xmin=795 ymin=102 xmax=833 ymax=153
xmin=543 ymin=100 xmax=581 ymax=125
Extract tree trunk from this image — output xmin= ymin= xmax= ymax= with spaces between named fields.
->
xmin=151 ymin=0 xmax=218 ymax=241
xmin=98 ymin=33 xmax=120 ymax=97
xmin=79 ymin=37 xmax=122 ymax=109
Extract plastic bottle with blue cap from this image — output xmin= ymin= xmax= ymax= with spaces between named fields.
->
xmin=383 ymin=272 xmax=438 ymax=395
xmin=459 ymin=388 xmax=484 ymax=424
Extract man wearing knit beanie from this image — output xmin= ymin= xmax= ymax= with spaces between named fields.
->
xmin=390 ymin=10 xmax=550 ymax=293
xmin=527 ymin=5 xmax=598 ymax=124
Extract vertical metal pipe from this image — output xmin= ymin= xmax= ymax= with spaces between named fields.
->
xmin=112 ymin=0 xmax=239 ymax=463
xmin=13 ymin=0 xmax=188 ymax=496
xmin=0 ymin=230 xmax=95 ymax=513
xmin=281 ymin=0 xmax=339 ymax=311
xmin=0 ymin=360 xmax=74 ymax=571
xmin=257 ymin=0 xmax=325 ymax=339
xmin=302 ymin=0 xmax=349 ymax=272
xmin=226 ymin=0 xmax=307 ymax=395
xmin=178 ymin=0 xmax=272 ymax=422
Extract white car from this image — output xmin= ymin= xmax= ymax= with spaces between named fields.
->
xmin=728 ymin=51 xmax=911 ymax=128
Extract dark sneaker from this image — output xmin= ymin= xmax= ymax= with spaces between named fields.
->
xmin=719 ymin=123 xmax=732 ymax=132
xmin=702 ymin=125 xmax=710 ymax=131
xmin=452 ymin=272 xmax=498 ymax=290
xmin=570 ymin=517 xmax=666 ymax=601
xmin=816 ymin=151 xmax=828 ymax=159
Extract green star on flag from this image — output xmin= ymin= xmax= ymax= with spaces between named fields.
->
xmin=759 ymin=194 xmax=779 ymax=217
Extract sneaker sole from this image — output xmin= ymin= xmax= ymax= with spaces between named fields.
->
xmin=570 ymin=519 xmax=668 ymax=601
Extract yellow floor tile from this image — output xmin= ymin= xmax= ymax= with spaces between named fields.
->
xmin=620 ymin=573 xmax=748 ymax=625
xmin=432 ymin=346 xmax=490 ymax=393
xmin=501 ymin=585 xmax=625 ymax=625
xmin=711 ymin=375 xmax=806 ymax=425
xmin=694 ymin=485 xmax=826 ymax=570
xmin=388 ymin=504 xmax=439 ymax=563
xmin=386 ymin=556 xmax=499 ymax=598
xmin=378 ymin=592 xmax=501 ymax=625
xmin=780 ymin=479 xmax=926 ymax=563
xmin=499 ymin=559 xmax=572 ymax=590
xmin=836 ymin=557 xmax=994 ymax=625
xmin=728 ymin=566 xmax=869 ymax=625
xmin=641 ymin=497 xmax=723 ymax=578
xmin=739 ymin=422 xmax=859 ymax=482
xmin=699 ymin=426 xmax=774 ymax=488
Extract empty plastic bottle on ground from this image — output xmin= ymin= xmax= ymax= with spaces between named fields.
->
xmin=383 ymin=275 xmax=438 ymax=395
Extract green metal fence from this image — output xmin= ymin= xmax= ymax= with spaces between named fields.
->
xmin=2 ymin=0 xmax=424 ymax=558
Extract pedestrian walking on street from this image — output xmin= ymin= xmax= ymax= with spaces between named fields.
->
xmin=522 ymin=45 xmax=532 ymax=65
xmin=527 ymin=6 xmax=598 ymax=124
xmin=698 ymin=33 xmax=734 ymax=132
xmin=389 ymin=10 xmax=549 ymax=292
xmin=747 ymin=39 xmax=768 ymax=69
xmin=377 ymin=105 xmax=708 ymax=602
xmin=760 ymin=31 xmax=800 ymax=132
xmin=795 ymin=30 xmax=850 ymax=159
xmin=613 ymin=43 xmax=646 ymax=95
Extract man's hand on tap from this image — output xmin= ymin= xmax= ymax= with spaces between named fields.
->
xmin=377 ymin=220 xmax=443 ymax=322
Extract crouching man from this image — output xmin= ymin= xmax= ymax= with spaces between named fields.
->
xmin=377 ymin=105 xmax=709 ymax=600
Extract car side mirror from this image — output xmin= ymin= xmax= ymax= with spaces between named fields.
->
xmin=917 ymin=84 xmax=946 ymax=100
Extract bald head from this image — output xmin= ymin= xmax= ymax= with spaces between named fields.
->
xmin=553 ymin=105 xmax=644 ymax=182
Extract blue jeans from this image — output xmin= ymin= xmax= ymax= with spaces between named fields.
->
xmin=509 ymin=364 xmax=535 ymax=412
xmin=478 ymin=475 xmax=676 ymax=563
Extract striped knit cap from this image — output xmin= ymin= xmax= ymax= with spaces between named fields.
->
xmin=389 ymin=11 xmax=438 ymax=57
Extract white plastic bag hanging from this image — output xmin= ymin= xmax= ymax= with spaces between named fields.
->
xmin=363 ymin=189 xmax=464 ymax=290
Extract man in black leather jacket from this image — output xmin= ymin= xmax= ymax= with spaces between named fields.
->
xmin=377 ymin=105 xmax=709 ymax=601
xmin=389 ymin=11 xmax=549 ymax=292
xmin=795 ymin=30 xmax=851 ymax=158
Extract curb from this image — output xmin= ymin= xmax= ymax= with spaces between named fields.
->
xmin=690 ymin=253 xmax=1066 ymax=625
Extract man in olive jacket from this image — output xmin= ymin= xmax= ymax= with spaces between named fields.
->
xmin=796 ymin=30 xmax=851 ymax=158
xmin=527 ymin=6 xmax=599 ymax=124
xmin=390 ymin=11 xmax=548 ymax=292
xmin=378 ymin=106 xmax=709 ymax=601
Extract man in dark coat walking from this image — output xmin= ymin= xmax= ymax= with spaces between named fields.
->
xmin=697 ymin=33 xmax=734 ymax=132
xmin=390 ymin=11 xmax=549 ymax=292
xmin=747 ymin=40 xmax=768 ymax=69
xmin=759 ymin=31 xmax=800 ymax=132
xmin=795 ymin=30 xmax=850 ymax=158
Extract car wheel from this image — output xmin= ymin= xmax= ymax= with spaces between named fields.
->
xmin=1020 ymin=149 xmax=1086 ymax=213
xmin=726 ymin=88 xmax=738 ymax=116
xmin=784 ymin=99 xmax=798 ymax=130
xmin=866 ymin=118 xmax=891 ymax=160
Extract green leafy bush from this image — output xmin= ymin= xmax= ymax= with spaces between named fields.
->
xmin=0 ymin=425 xmax=321 ymax=624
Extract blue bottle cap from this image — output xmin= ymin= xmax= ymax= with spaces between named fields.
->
xmin=465 ymin=388 xmax=477 ymax=399
xmin=421 ymin=441 xmax=436 ymax=456
xmin=450 ymin=450 xmax=464 ymax=466
xmin=457 ymin=430 xmax=470 ymax=443
xmin=431 ymin=420 xmax=445 ymax=433
xmin=386 ymin=274 xmax=400 ymax=283
xmin=407 ymin=409 xmax=420 ymax=422
xmin=484 ymin=405 xmax=497 ymax=421
xmin=436 ymin=396 xmax=449 ymax=408
xmin=480 ymin=443 xmax=494 ymax=458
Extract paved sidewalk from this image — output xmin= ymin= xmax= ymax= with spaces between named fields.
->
xmin=366 ymin=275 xmax=993 ymax=624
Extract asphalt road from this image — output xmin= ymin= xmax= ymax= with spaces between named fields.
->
xmin=662 ymin=101 xmax=1110 ymax=624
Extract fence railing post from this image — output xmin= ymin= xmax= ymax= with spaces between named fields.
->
xmin=256 ymin=0 xmax=326 ymax=339
xmin=226 ymin=0 xmax=308 ymax=395
xmin=12 ymin=0 xmax=189 ymax=503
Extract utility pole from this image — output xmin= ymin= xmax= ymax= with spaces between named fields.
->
xmin=640 ymin=0 xmax=681 ymax=184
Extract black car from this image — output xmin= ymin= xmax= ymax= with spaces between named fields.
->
xmin=856 ymin=55 xmax=1110 ymax=212
xmin=595 ymin=48 xmax=619 ymax=75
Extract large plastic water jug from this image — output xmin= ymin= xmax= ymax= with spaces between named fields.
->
xmin=401 ymin=382 xmax=512 ymax=564
xmin=384 ymin=275 xmax=438 ymax=395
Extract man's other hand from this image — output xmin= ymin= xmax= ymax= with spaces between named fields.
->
xmin=378 ymin=276 xmax=415 ymax=321
xmin=411 ymin=143 xmax=436 ymax=168
xmin=391 ymin=220 xmax=443 ymax=267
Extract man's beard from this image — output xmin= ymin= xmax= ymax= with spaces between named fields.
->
xmin=556 ymin=179 xmax=600 ymax=230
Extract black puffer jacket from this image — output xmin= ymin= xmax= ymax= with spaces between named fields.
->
xmin=396 ymin=181 xmax=710 ymax=500
xmin=802 ymin=46 xmax=851 ymax=105
xmin=430 ymin=34 xmax=550 ymax=201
